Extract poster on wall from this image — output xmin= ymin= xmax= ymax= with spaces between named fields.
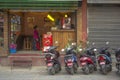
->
xmin=42 ymin=33 xmax=53 ymax=52
xmin=27 ymin=17 xmax=35 ymax=28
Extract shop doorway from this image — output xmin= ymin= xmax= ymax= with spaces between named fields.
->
xmin=9 ymin=11 xmax=76 ymax=52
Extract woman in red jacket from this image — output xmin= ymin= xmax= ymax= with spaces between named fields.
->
xmin=33 ymin=25 xmax=40 ymax=50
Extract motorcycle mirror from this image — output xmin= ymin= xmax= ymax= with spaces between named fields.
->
xmin=93 ymin=49 xmax=97 ymax=52
xmin=87 ymin=41 xmax=89 ymax=44
xmin=106 ymin=41 xmax=109 ymax=45
xmin=79 ymin=48 xmax=83 ymax=52
xmin=72 ymin=42 xmax=76 ymax=46
xmin=61 ymin=49 xmax=65 ymax=52
xmin=92 ymin=42 xmax=95 ymax=45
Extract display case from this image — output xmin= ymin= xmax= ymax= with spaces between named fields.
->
xmin=10 ymin=15 xmax=21 ymax=43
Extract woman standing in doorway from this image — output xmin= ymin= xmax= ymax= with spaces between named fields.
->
xmin=33 ymin=25 xmax=40 ymax=50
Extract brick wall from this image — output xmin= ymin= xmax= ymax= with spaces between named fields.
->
xmin=82 ymin=0 xmax=87 ymax=47
xmin=0 ymin=11 xmax=9 ymax=56
xmin=76 ymin=0 xmax=87 ymax=47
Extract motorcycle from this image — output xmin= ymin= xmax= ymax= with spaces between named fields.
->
xmin=115 ymin=49 xmax=120 ymax=74
xmin=64 ymin=54 xmax=78 ymax=74
xmin=79 ymin=48 xmax=97 ymax=74
xmin=62 ymin=44 xmax=78 ymax=75
xmin=97 ymin=42 xmax=112 ymax=75
xmin=116 ymin=55 xmax=120 ymax=74
xmin=97 ymin=53 xmax=112 ymax=74
xmin=44 ymin=46 xmax=61 ymax=75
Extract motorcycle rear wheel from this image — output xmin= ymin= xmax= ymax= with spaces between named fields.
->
xmin=101 ymin=65 xmax=107 ymax=75
xmin=74 ymin=63 xmax=78 ymax=73
xmin=70 ymin=68 xmax=74 ymax=75
xmin=82 ymin=65 xmax=89 ymax=75
xmin=54 ymin=64 xmax=60 ymax=73
xmin=89 ymin=64 xmax=94 ymax=73
xmin=48 ymin=67 xmax=55 ymax=75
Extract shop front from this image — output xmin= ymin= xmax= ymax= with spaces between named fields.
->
xmin=0 ymin=0 xmax=83 ymax=57
xmin=9 ymin=11 xmax=77 ymax=52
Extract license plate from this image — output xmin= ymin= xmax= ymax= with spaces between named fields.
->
xmin=47 ymin=63 xmax=53 ymax=66
xmin=100 ymin=62 xmax=105 ymax=65
xmin=67 ymin=63 xmax=73 ymax=66
xmin=81 ymin=62 xmax=86 ymax=66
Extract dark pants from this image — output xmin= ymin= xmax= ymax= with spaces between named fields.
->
xmin=33 ymin=39 xmax=36 ymax=50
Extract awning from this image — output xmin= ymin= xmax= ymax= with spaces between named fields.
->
xmin=0 ymin=0 xmax=82 ymax=11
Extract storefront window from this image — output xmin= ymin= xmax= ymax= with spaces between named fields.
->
xmin=0 ymin=12 xmax=4 ymax=47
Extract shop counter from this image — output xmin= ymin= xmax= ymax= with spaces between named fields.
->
xmin=51 ymin=29 xmax=76 ymax=51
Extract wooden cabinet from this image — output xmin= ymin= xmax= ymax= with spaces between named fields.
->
xmin=52 ymin=30 xmax=76 ymax=51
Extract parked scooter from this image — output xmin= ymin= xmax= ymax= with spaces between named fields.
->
xmin=115 ymin=48 xmax=120 ymax=74
xmin=62 ymin=43 xmax=78 ymax=75
xmin=97 ymin=42 xmax=112 ymax=75
xmin=79 ymin=45 xmax=97 ymax=74
xmin=44 ymin=46 xmax=61 ymax=75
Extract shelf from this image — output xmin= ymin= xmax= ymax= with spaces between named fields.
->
xmin=51 ymin=29 xmax=75 ymax=32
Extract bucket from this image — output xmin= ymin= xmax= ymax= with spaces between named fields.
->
xmin=10 ymin=48 xmax=16 ymax=54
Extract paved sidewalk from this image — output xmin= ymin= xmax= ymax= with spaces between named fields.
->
xmin=0 ymin=66 xmax=46 ymax=72
xmin=0 ymin=65 xmax=119 ymax=80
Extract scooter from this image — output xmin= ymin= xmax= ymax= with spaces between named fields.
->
xmin=115 ymin=49 xmax=120 ymax=74
xmin=97 ymin=42 xmax=112 ymax=75
xmin=116 ymin=55 xmax=120 ymax=74
xmin=62 ymin=44 xmax=78 ymax=75
xmin=79 ymin=48 xmax=97 ymax=74
xmin=44 ymin=46 xmax=61 ymax=75
xmin=97 ymin=52 xmax=112 ymax=75
xmin=64 ymin=54 xmax=78 ymax=75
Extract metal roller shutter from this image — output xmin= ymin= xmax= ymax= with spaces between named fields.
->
xmin=88 ymin=4 xmax=120 ymax=48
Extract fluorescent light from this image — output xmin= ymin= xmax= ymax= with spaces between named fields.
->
xmin=47 ymin=14 xmax=54 ymax=21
